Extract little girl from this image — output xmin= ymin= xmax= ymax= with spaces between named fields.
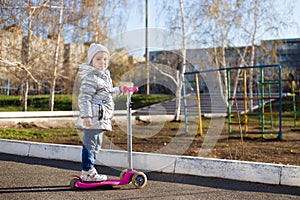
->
xmin=76 ymin=43 xmax=122 ymax=182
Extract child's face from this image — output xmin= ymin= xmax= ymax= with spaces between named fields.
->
xmin=91 ymin=52 xmax=109 ymax=71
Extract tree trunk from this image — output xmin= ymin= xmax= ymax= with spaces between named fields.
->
xmin=174 ymin=0 xmax=186 ymax=121
xmin=49 ymin=0 xmax=64 ymax=111
xmin=174 ymin=70 xmax=181 ymax=121
xmin=21 ymin=3 xmax=33 ymax=112
xmin=22 ymin=79 xmax=29 ymax=111
xmin=249 ymin=0 xmax=259 ymax=111
xmin=220 ymin=45 xmax=228 ymax=107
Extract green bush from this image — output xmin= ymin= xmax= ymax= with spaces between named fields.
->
xmin=0 ymin=95 xmax=21 ymax=107
xmin=114 ymin=94 xmax=174 ymax=110
xmin=0 ymin=94 xmax=174 ymax=111
xmin=0 ymin=95 xmax=73 ymax=111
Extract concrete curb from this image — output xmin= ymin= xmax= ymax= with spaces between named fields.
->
xmin=0 ymin=111 xmax=128 ymax=118
xmin=0 ymin=139 xmax=299 ymax=187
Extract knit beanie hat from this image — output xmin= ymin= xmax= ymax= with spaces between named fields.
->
xmin=87 ymin=43 xmax=109 ymax=64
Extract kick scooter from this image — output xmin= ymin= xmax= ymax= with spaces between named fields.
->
xmin=70 ymin=86 xmax=147 ymax=189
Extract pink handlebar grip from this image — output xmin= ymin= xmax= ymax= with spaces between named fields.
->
xmin=123 ymin=86 xmax=138 ymax=93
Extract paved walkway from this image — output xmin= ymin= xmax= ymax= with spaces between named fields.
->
xmin=1 ymin=153 xmax=300 ymax=200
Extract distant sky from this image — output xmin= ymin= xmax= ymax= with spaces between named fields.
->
xmin=281 ymin=0 xmax=300 ymax=39
xmin=125 ymin=0 xmax=300 ymax=41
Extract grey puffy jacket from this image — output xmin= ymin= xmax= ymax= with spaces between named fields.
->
xmin=75 ymin=63 xmax=122 ymax=131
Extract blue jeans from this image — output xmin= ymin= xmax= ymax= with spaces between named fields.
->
xmin=81 ymin=129 xmax=103 ymax=171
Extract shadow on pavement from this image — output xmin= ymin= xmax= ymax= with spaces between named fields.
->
xmin=1 ymin=153 xmax=299 ymax=196
xmin=0 ymin=185 xmax=70 ymax=194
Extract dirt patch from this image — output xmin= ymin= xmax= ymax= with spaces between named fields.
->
xmin=103 ymin=121 xmax=300 ymax=166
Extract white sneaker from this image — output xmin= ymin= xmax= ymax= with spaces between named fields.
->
xmin=81 ymin=167 xmax=107 ymax=182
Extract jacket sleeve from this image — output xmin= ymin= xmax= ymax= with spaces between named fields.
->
xmin=105 ymin=70 xmax=123 ymax=99
xmin=112 ymin=86 xmax=123 ymax=99
xmin=78 ymin=74 xmax=97 ymax=118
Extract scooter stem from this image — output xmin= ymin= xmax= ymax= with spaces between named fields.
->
xmin=124 ymin=86 xmax=138 ymax=170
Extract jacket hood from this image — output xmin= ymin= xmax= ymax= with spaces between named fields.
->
xmin=78 ymin=63 xmax=109 ymax=79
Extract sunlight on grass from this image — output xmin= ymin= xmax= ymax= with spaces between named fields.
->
xmin=0 ymin=128 xmax=51 ymax=140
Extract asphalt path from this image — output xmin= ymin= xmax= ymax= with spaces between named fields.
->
xmin=0 ymin=153 xmax=299 ymax=200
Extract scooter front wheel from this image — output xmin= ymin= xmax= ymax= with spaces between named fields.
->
xmin=131 ymin=172 xmax=147 ymax=189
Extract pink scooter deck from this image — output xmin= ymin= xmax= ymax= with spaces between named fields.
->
xmin=71 ymin=170 xmax=138 ymax=189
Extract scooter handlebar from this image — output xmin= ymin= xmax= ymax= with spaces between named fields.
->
xmin=123 ymin=86 xmax=138 ymax=93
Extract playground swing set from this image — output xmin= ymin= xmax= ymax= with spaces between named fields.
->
xmin=183 ymin=64 xmax=299 ymax=140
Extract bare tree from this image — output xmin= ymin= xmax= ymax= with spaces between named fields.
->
xmin=233 ymin=0 xmax=295 ymax=111
xmin=163 ymin=0 xmax=238 ymax=119
xmin=173 ymin=0 xmax=186 ymax=121
xmin=0 ymin=1 xmax=40 ymax=111
xmin=68 ymin=0 xmax=128 ymax=44
xmin=205 ymin=0 xmax=241 ymax=106
xmin=162 ymin=0 xmax=295 ymax=116
xmin=0 ymin=0 xmax=129 ymax=111
xmin=48 ymin=0 xmax=65 ymax=111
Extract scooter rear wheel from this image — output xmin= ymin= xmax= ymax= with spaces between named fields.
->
xmin=70 ymin=178 xmax=80 ymax=189
xmin=119 ymin=169 xmax=128 ymax=180
xmin=131 ymin=172 xmax=147 ymax=189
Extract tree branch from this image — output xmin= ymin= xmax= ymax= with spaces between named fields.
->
xmin=151 ymin=64 xmax=178 ymax=85
xmin=0 ymin=58 xmax=38 ymax=83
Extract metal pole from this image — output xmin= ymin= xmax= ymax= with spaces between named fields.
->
xmin=268 ymin=83 xmax=273 ymax=128
xmin=278 ymin=65 xmax=282 ymax=140
xmin=145 ymin=0 xmax=149 ymax=95
xmin=127 ymin=91 xmax=133 ymax=170
xmin=183 ymin=75 xmax=188 ymax=134
xmin=257 ymin=81 xmax=261 ymax=124
xmin=260 ymin=67 xmax=265 ymax=137
xmin=292 ymin=79 xmax=296 ymax=128
xmin=243 ymin=69 xmax=248 ymax=134
xmin=227 ymin=69 xmax=231 ymax=135
xmin=195 ymin=73 xmax=202 ymax=135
